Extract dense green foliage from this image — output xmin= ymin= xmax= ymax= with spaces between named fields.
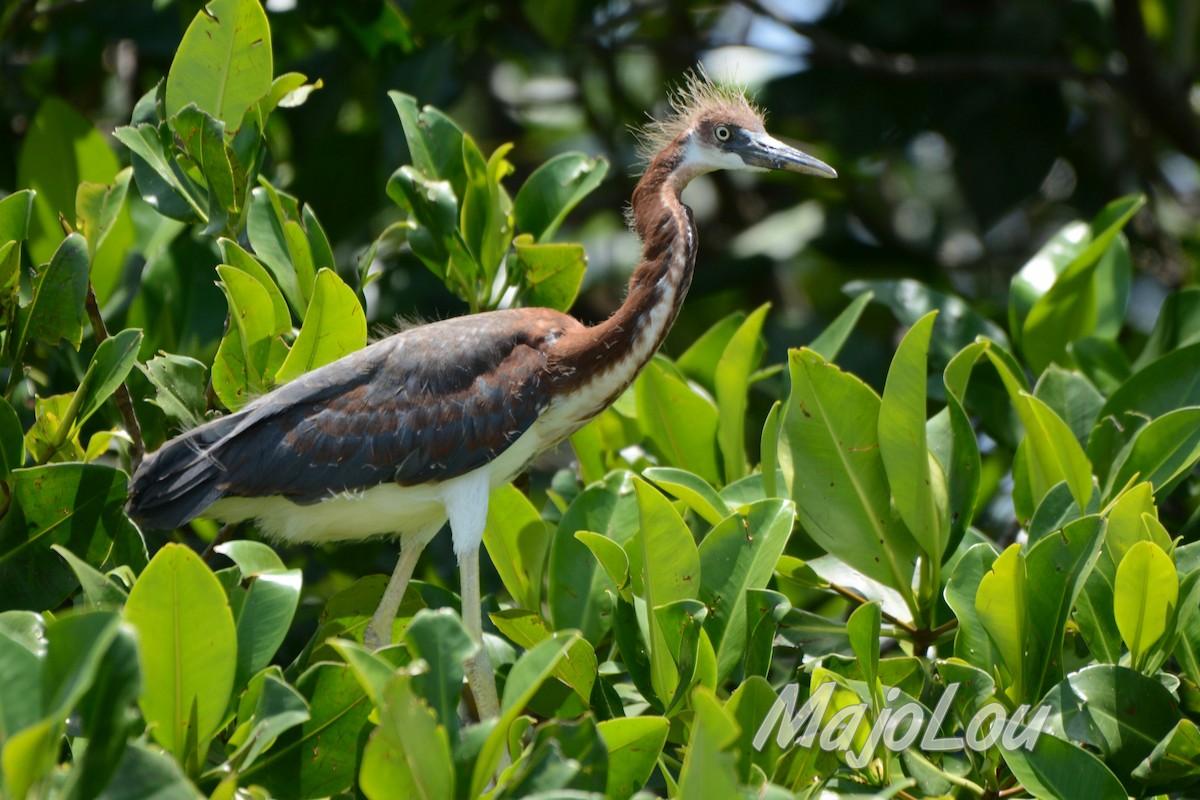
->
xmin=3 ymin=0 xmax=1200 ymax=798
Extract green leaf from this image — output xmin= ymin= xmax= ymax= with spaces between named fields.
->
xmin=52 ymin=544 xmax=129 ymax=608
xmin=879 ymin=311 xmax=947 ymax=561
xmin=75 ymin=167 xmax=132 ymax=256
xmin=514 ymin=152 xmax=609 ymax=242
xmin=483 ymin=483 xmax=552 ymax=613
xmin=140 ymin=353 xmax=208 ymax=429
xmin=1009 ymin=195 xmax=1144 ymax=350
xmin=0 ymin=397 xmax=24 ymax=479
xmin=227 ymin=670 xmax=310 ymax=772
xmin=490 ymin=608 xmax=598 ymax=718
xmin=676 ymin=687 xmax=740 ymax=800
xmin=944 ymin=543 xmax=998 ymax=669
xmin=1107 ymin=407 xmax=1200 ymax=500
xmin=627 ymin=477 xmax=701 ymax=704
xmin=0 ymin=463 xmax=142 ymax=612
xmin=1033 ymin=365 xmax=1104 ymax=446
xmin=715 ymin=303 xmax=769 ymax=483
xmin=697 ymin=499 xmax=794 ymax=681
xmin=213 ymin=264 xmax=287 ymax=410
xmin=779 ymin=348 xmax=919 ymax=606
xmin=460 ymin=137 xmax=513 ymax=289
xmin=1024 ymin=515 xmax=1105 ymax=698
xmin=1134 ymin=286 xmax=1200 ymax=370
xmin=171 ymin=104 xmax=247 ymax=236
xmin=743 ymin=588 xmax=791 ymax=679
xmin=165 ymin=0 xmax=273 ymax=130
xmin=359 ymin=669 xmax=455 ymax=800
xmin=974 ymin=543 xmax=1028 ymax=702
xmin=642 ymin=467 xmax=729 ymax=526
xmin=1050 ymin=664 xmax=1183 ymax=789
xmin=1114 ymin=540 xmax=1178 ymax=670
xmin=654 ymin=598 xmax=708 ymax=714
xmin=548 ymin=473 xmax=637 ymax=644
xmin=14 ymin=232 xmax=89 ymax=354
xmin=596 ymin=716 xmax=668 ymax=800
xmin=241 ymin=662 xmax=372 ymax=799
xmin=810 ymin=290 xmax=873 ymax=361
xmin=986 ymin=348 xmax=1093 ymax=513
xmin=760 ymin=400 xmax=782 ymax=499
xmin=574 ymin=531 xmax=629 ymax=596
xmin=676 ymin=311 xmax=746 ymax=393
xmin=387 ymin=92 xmax=467 ymax=191
xmin=227 ymin=564 xmax=302 ymax=690
xmin=402 ymin=609 xmax=475 ymax=742
xmin=634 ymin=358 xmax=721 ymax=485
xmin=246 ymin=184 xmax=305 ymax=315
xmin=470 ymin=632 xmax=580 ymax=799
xmin=92 ymin=741 xmax=204 ymax=800
xmin=513 ymin=235 xmax=587 ymax=312
xmin=0 ymin=190 xmax=34 ymax=315
xmin=1133 ymin=718 xmax=1200 ymax=789
xmin=274 ymin=268 xmax=366 ymax=384
xmin=846 ymin=602 xmax=881 ymax=706
xmin=999 ymin=726 xmax=1127 ymax=800
xmin=123 ymin=544 xmax=237 ymax=765
xmin=72 ymin=328 xmax=143 ymax=434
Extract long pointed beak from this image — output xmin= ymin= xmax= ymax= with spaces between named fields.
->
xmin=735 ymin=131 xmax=837 ymax=178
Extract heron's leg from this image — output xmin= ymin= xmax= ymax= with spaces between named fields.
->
xmin=366 ymin=526 xmax=436 ymax=650
xmin=459 ymin=547 xmax=501 ymax=719
xmin=445 ymin=471 xmax=501 ymax=720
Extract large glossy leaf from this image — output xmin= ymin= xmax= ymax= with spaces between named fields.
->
xmin=1024 ymin=515 xmax=1105 ymax=698
xmin=123 ymin=544 xmax=237 ymax=765
xmin=627 ymin=477 xmax=701 ymax=704
xmin=93 ymin=741 xmax=204 ymax=800
xmin=483 ymin=483 xmax=552 ymax=613
xmin=1133 ymin=718 xmax=1200 ymax=789
xmin=987 ymin=348 xmax=1093 ymax=513
xmin=402 ymin=609 xmax=475 ymax=741
xmin=13 ymin=232 xmax=89 ymax=354
xmin=242 ymin=662 xmax=372 ymax=799
xmin=1134 ymin=286 xmax=1200 ymax=370
xmin=1114 ymin=540 xmax=1178 ymax=670
xmin=676 ymin=687 xmax=741 ymax=800
xmin=999 ymin=727 xmax=1127 ymax=800
xmin=514 ymin=152 xmax=608 ymax=242
xmin=697 ymin=499 xmax=794 ymax=681
xmin=779 ymin=348 xmax=919 ymax=606
xmin=274 ymin=268 xmax=366 ymax=384
xmin=1106 ymin=407 xmax=1200 ymax=500
xmin=634 ymin=358 xmax=721 ymax=485
xmin=0 ymin=463 xmax=143 ymax=612
xmin=548 ymin=472 xmax=637 ymax=644
xmin=359 ymin=669 xmax=455 ymax=800
xmin=714 ymin=303 xmax=769 ymax=483
xmin=513 ymin=236 xmax=586 ymax=312
xmin=470 ymin=632 xmax=580 ymax=799
xmin=1049 ymin=664 xmax=1183 ymax=790
xmin=975 ymin=543 xmax=1029 ymax=703
xmin=810 ymin=290 xmax=873 ymax=361
xmin=227 ymin=669 xmax=310 ymax=772
xmin=165 ymin=0 xmax=272 ymax=129
xmin=879 ymin=311 xmax=947 ymax=560
xmin=596 ymin=716 xmax=668 ymax=800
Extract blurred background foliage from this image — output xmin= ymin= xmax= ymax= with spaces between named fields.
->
xmin=2 ymin=0 xmax=1197 ymax=653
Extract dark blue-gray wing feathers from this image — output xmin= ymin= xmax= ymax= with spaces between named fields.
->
xmin=127 ymin=312 xmax=564 ymax=530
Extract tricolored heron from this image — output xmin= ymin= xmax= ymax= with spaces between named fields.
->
xmin=126 ymin=71 xmax=836 ymax=720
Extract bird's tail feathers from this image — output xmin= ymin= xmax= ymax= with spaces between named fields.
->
xmin=126 ymin=416 xmax=238 ymax=530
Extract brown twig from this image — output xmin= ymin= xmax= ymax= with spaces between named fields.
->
xmin=200 ymin=523 xmax=237 ymax=563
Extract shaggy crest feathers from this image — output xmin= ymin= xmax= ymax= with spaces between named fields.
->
xmin=633 ymin=67 xmax=763 ymax=163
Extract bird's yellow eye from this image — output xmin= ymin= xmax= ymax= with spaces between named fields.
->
xmin=714 ymin=124 xmax=731 ymax=142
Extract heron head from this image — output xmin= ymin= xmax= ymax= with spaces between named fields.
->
xmin=639 ymin=68 xmax=837 ymax=182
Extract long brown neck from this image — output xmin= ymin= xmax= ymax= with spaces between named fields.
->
xmin=548 ymin=142 xmax=697 ymax=402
